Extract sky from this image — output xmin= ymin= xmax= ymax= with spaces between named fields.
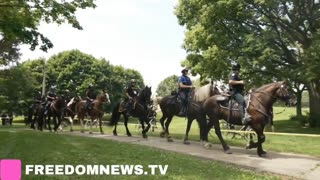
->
xmin=20 ymin=0 xmax=192 ymax=94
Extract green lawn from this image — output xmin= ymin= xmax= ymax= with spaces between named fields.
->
xmin=0 ymin=130 xmax=279 ymax=180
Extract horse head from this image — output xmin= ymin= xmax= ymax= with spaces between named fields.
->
xmin=138 ymin=86 xmax=152 ymax=105
xmin=275 ymin=81 xmax=292 ymax=104
xmin=100 ymin=89 xmax=111 ymax=104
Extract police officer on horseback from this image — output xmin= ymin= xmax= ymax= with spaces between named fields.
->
xmin=86 ymin=84 xmax=96 ymax=113
xmin=228 ymin=62 xmax=251 ymax=125
xmin=45 ymin=86 xmax=57 ymax=115
xmin=125 ymin=79 xmax=140 ymax=116
xmin=178 ymin=68 xmax=193 ymax=116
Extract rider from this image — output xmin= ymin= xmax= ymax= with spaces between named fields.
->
xmin=125 ymin=79 xmax=140 ymax=116
xmin=45 ymin=86 xmax=57 ymax=115
xmin=178 ymin=68 xmax=193 ymax=116
xmin=228 ymin=62 xmax=251 ymax=125
xmin=85 ymin=84 xmax=96 ymax=113
xmin=29 ymin=91 xmax=44 ymax=111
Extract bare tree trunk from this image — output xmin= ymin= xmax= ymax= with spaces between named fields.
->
xmin=307 ymin=81 xmax=320 ymax=128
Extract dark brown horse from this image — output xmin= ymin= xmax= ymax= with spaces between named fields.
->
xmin=202 ymin=81 xmax=291 ymax=156
xmin=158 ymin=81 xmax=220 ymax=143
xmin=76 ymin=90 xmax=111 ymax=134
xmin=109 ymin=86 xmax=152 ymax=138
xmin=46 ymin=96 xmax=66 ymax=132
xmin=29 ymin=103 xmax=45 ymax=131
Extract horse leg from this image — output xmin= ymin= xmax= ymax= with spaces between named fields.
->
xmin=47 ymin=115 xmax=52 ymax=132
xmin=159 ymin=114 xmax=167 ymax=138
xmin=183 ymin=117 xmax=194 ymax=145
xmin=69 ymin=117 xmax=73 ymax=132
xmin=89 ymin=117 xmax=93 ymax=134
xmin=165 ymin=116 xmax=173 ymax=142
xmin=139 ymin=117 xmax=147 ymax=138
xmin=213 ymin=119 xmax=231 ymax=154
xmin=80 ymin=115 xmax=85 ymax=133
xmin=142 ymin=117 xmax=151 ymax=139
xmin=112 ymin=114 xmax=119 ymax=136
xmin=256 ymin=128 xmax=267 ymax=157
xmin=123 ymin=114 xmax=131 ymax=137
xmin=56 ymin=115 xmax=62 ymax=132
xmin=99 ymin=117 xmax=104 ymax=134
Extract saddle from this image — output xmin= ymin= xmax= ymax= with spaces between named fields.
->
xmin=164 ymin=90 xmax=178 ymax=105
xmin=118 ymin=100 xmax=137 ymax=112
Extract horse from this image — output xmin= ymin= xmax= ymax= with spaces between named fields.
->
xmin=29 ymin=103 xmax=46 ymax=131
xmin=62 ymin=96 xmax=81 ymax=132
xmin=202 ymin=81 xmax=292 ymax=156
xmin=158 ymin=81 xmax=220 ymax=143
xmin=76 ymin=90 xmax=111 ymax=134
xmin=109 ymin=86 xmax=152 ymax=138
xmin=46 ymin=96 xmax=66 ymax=132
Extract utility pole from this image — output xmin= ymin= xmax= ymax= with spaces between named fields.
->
xmin=41 ymin=59 xmax=46 ymax=96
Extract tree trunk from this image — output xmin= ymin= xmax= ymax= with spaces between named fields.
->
xmin=307 ymin=81 xmax=320 ymax=128
xmin=296 ymin=91 xmax=302 ymax=117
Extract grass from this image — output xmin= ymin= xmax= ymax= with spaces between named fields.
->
xmin=0 ymin=130 xmax=279 ymax=180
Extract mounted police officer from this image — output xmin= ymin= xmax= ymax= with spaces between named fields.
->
xmin=45 ymin=86 xmax=57 ymax=115
xmin=228 ymin=63 xmax=251 ymax=124
xmin=85 ymin=84 xmax=96 ymax=113
xmin=125 ymin=79 xmax=140 ymax=116
xmin=178 ymin=68 xmax=193 ymax=116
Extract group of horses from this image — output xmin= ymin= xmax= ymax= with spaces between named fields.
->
xmin=28 ymin=81 xmax=293 ymax=157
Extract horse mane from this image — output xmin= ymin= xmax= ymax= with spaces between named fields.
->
xmin=255 ymin=81 xmax=282 ymax=91
xmin=193 ymin=83 xmax=213 ymax=102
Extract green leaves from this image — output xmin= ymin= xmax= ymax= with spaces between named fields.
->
xmin=0 ymin=0 xmax=97 ymax=65
xmin=156 ymin=75 xmax=179 ymax=97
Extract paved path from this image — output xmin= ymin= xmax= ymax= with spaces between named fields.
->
xmin=63 ymin=132 xmax=320 ymax=180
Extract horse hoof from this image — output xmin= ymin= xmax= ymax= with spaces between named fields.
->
xmin=89 ymin=132 xmax=93 ymax=134
xmin=127 ymin=134 xmax=132 ymax=137
xmin=224 ymin=149 xmax=232 ymax=154
xmin=160 ymin=132 xmax=165 ymax=138
xmin=100 ymin=131 xmax=104 ymax=135
xmin=81 ymin=130 xmax=84 ymax=133
xmin=167 ymin=138 xmax=173 ymax=142
xmin=203 ymin=142 xmax=212 ymax=149
xmin=70 ymin=129 xmax=73 ymax=132
xmin=113 ymin=133 xmax=117 ymax=136
xmin=183 ymin=140 xmax=190 ymax=145
xmin=143 ymin=134 xmax=148 ymax=139
xmin=258 ymin=150 xmax=267 ymax=157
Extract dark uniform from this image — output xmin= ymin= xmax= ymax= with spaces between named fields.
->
xmin=45 ymin=89 xmax=56 ymax=115
xmin=125 ymin=79 xmax=140 ymax=116
xmin=228 ymin=63 xmax=250 ymax=124
xmin=178 ymin=68 xmax=192 ymax=116
xmin=86 ymin=85 xmax=96 ymax=112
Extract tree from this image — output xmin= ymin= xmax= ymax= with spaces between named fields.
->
xmin=0 ymin=0 xmax=96 ymax=65
xmin=156 ymin=75 xmax=179 ymax=97
xmin=175 ymin=0 xmax=320 ymax=127
xmin=0 ymin=64 xmax=37 ymax=114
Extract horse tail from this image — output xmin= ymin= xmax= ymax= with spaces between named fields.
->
xmin=27 ymin=106 xmax=33 ymax=125
xmin=109 ymin=103 xmax=121 ymax=126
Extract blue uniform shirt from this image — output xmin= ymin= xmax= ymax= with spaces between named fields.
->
xmin=178 ymin=75 xmax=192 ymax=92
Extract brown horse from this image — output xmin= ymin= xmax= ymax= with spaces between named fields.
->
xmin=47 ymin=96 xmax=66 ymax=132
xmin=202 ymin=81 xmax=291 ymax=156
xmin=158 ymin=81 xmax=220 ymax=143
xmin=76 ymin=90 xmax=111 ymax=134
xmin=109 ymin=86 xmax=152 ymax=138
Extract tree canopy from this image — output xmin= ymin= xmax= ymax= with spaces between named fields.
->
xmin=0 ymin=0 xmax=96 ymax=65
xmin=175 ymin=0 xmax=320 ymax=127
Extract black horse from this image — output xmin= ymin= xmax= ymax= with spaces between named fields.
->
xmin=46 ymin=96 xmax=65 ymax=132
xmin=109 ymin=86 xmax=152 ymax=138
